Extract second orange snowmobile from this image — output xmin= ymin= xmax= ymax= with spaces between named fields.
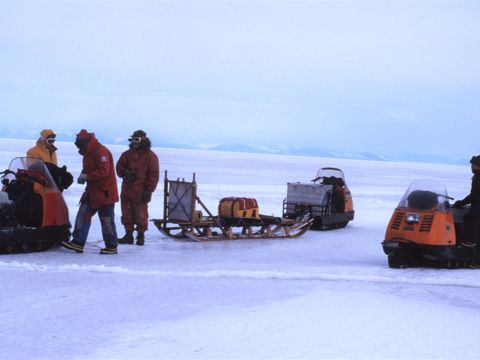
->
xmin=382 ymin=179 xmax=475 ymax=268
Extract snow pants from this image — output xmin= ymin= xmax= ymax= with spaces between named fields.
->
xmin=464 ymin=209 xmax=480 ymax=260
xmin=120 ymin=198 xmax=149 ymax=233
xmin=72 ymin=199 xmax=118 ymax=247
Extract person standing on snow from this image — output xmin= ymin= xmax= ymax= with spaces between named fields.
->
xmin=116 ymin=130 xmax=159 ymax=246
xmin=62 ymin=129 xmax=119 ymax=255
xmin=454 ymin=155 xmax=480 ymax=252
xmin=27 ymin=129 xmax=58 ymax=165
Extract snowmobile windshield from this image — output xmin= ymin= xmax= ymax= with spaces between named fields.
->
xmin=5 ymin=157 xmax=60 ymax=193
xmin=313 ymin=167 xmax=346 ymax=185
xmin=398 ymin=179 xmax=450 ymax=212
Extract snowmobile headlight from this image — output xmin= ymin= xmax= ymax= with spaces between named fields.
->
xmin=406 ymin=213 xmax=420 ymax=224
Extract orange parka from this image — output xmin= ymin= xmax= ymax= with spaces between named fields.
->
xmin=27 ymin=129 xmax=58 ymax=165
xmin=81 ymin=134 xmax=119 ymax=209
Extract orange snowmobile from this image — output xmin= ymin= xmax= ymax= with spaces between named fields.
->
xmin=0 ymin=157 xmax=71 ymax=253
xmin=283 ymin=167 xmax=354 ymax=230
xmin=382 ymin=179 xmax=474 ymax=268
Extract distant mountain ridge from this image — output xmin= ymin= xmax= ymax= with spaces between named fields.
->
xmin=206 ymin=143 xmax=467 ymax=165
xmin=0 ymin=132 xmax=467 ymax=165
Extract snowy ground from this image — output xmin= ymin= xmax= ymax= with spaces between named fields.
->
xmin=0 ymin=138 xmax=479 ymax=360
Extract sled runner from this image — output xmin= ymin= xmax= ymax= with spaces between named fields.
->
xmin=0 ymin=157 xmax=70 ymax=253
xmin=283 ymin=167 xmax=354 ymax=230
xmin=152 ymin=171 xmax=313 ymax=241
xmin=382 ymin=179 xmax=476 ymax=268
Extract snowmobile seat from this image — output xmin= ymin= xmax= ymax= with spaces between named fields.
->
xmin=5 ymin=179 xmax=33 ymax=203
xmin=331 ymin=187 xmax=345 ymax=213
xmin=407 ymin=190 xmax=439 ymax=210
xmin=335 ymin=178 xmax=345 ymax=187
xmin=17 ymin=169 xmax=47 ymax=187
xmin=5 ymin=178 xmax=43 ymax=227
xmin=16 ymin=191 xmax=43 ymax=227
xmin=322 ymin=176 xmax=335 ymax=186
xmin=321 ymin=176 xmax=344 ymax=186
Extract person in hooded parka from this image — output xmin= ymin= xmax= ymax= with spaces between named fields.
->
xmin=61 ymin=129 xmax=119 ymax=255
xmin=27 ymin=129 xmax=58 ymax=165
xmin=26 ymin=129 xmax=73 ymax=192
xmin=116 ymin=130 xmax=159 ymax=246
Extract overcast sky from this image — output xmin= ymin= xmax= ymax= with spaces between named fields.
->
xmin=1 ymin=1 xmax=479 ymax=158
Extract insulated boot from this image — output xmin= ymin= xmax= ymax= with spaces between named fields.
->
xmin=136 ymin=232 xmax=145 ymax=246
xmin=118 ymin=231 xmax=134 ymax=244
xmin=100 ymin=246 xmax=118 ymax=255
xmin=61 ymin=240 xmax=84 ymax=253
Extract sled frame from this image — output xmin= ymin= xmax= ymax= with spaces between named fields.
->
xmin=152 ymin=171 xmax=313 ymax=241
xmin=153 ymin=171 xmax=216 ymax=238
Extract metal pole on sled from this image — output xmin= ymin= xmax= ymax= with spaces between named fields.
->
xmin=191 ymin=173 xmax=196 ymax=223
xmin=163 ymin=170 xmax=168 ymax=232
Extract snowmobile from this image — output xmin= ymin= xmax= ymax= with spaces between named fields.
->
xmin=283 ymin=167 xmax=354 ymax=230
xmin=382 ymin=179 xmax=475 ymax=268
xmin=0 ymin=157 xmax=71 ymax=253
xmin=152 ymin=171 xmax=313 ymax=241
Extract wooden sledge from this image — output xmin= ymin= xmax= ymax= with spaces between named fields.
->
xmin=151 ymin=171 xmax=313 ymax=242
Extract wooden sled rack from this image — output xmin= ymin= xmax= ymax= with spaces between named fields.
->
xmin=151 ymin=171 xmax=313 ymax=242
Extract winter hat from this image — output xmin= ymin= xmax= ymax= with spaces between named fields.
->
xmin=75 ymin=129 xmax=93 ymax=155
xmin=470 ymin=155 xmax=480 ymax=167
xmin=75 ymin=129 xmax=92 ymax=147
xmin=40 ymin=129 xmax=56 ymax=141
xmin=131 ymin=130 xmax=147 ymax=138
xmin=75 ymin=129 xmax=92 ymax=141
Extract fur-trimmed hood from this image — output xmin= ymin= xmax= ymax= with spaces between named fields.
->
xmin=129 ymin=137 xmax=152 ymax=151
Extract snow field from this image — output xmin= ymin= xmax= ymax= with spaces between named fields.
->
xmin=0 ymin=139 xmax=478 ymax=360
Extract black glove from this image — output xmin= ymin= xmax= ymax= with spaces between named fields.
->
xmin=60 ymin=166 xmax=74 ymax=190
xmin=141 ymin=189 xmax=152 ymax=203
xmin=77 ymin=173 xmax=87 ymax=185
xmin=453 ymin=200 xmax=464 ymax=208
xmin=123 ymin=168 xmax=137 ymax=183
xmin=44 ymin=163 xmax=73 ymax=191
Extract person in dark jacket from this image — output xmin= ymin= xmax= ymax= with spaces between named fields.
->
xmin=454 ymin=155 xmax=480 ymax=251
xmin=116 ymin=130 xmax=159 ymax=245
xmin=62 ymin=129 xmax=119 ymax=255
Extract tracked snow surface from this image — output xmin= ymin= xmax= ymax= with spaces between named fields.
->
xmin=1 ymin=139 xmax=479 ymax=360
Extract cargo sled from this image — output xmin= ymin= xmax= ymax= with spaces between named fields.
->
xmin=152 ymin=171 xmax=313 ymax=241
xmin=283 ymin=167 xmax=354 ymax=230
xmin=0 ymin=157 xmax=70 ymax=253
xmin=382 ymin=179 xmax=475 ymax=268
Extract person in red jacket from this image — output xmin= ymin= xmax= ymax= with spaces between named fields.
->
xmin=116 ymin=130 xmax=159 ymax=245
xmin=62 ymin=129 xmax=119 ymax=254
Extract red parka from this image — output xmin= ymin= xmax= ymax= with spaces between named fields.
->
xmin=116 ymin=147 xmax=159 ymax=202
xmin=82 ymin=135 xmax=119 ymax=209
